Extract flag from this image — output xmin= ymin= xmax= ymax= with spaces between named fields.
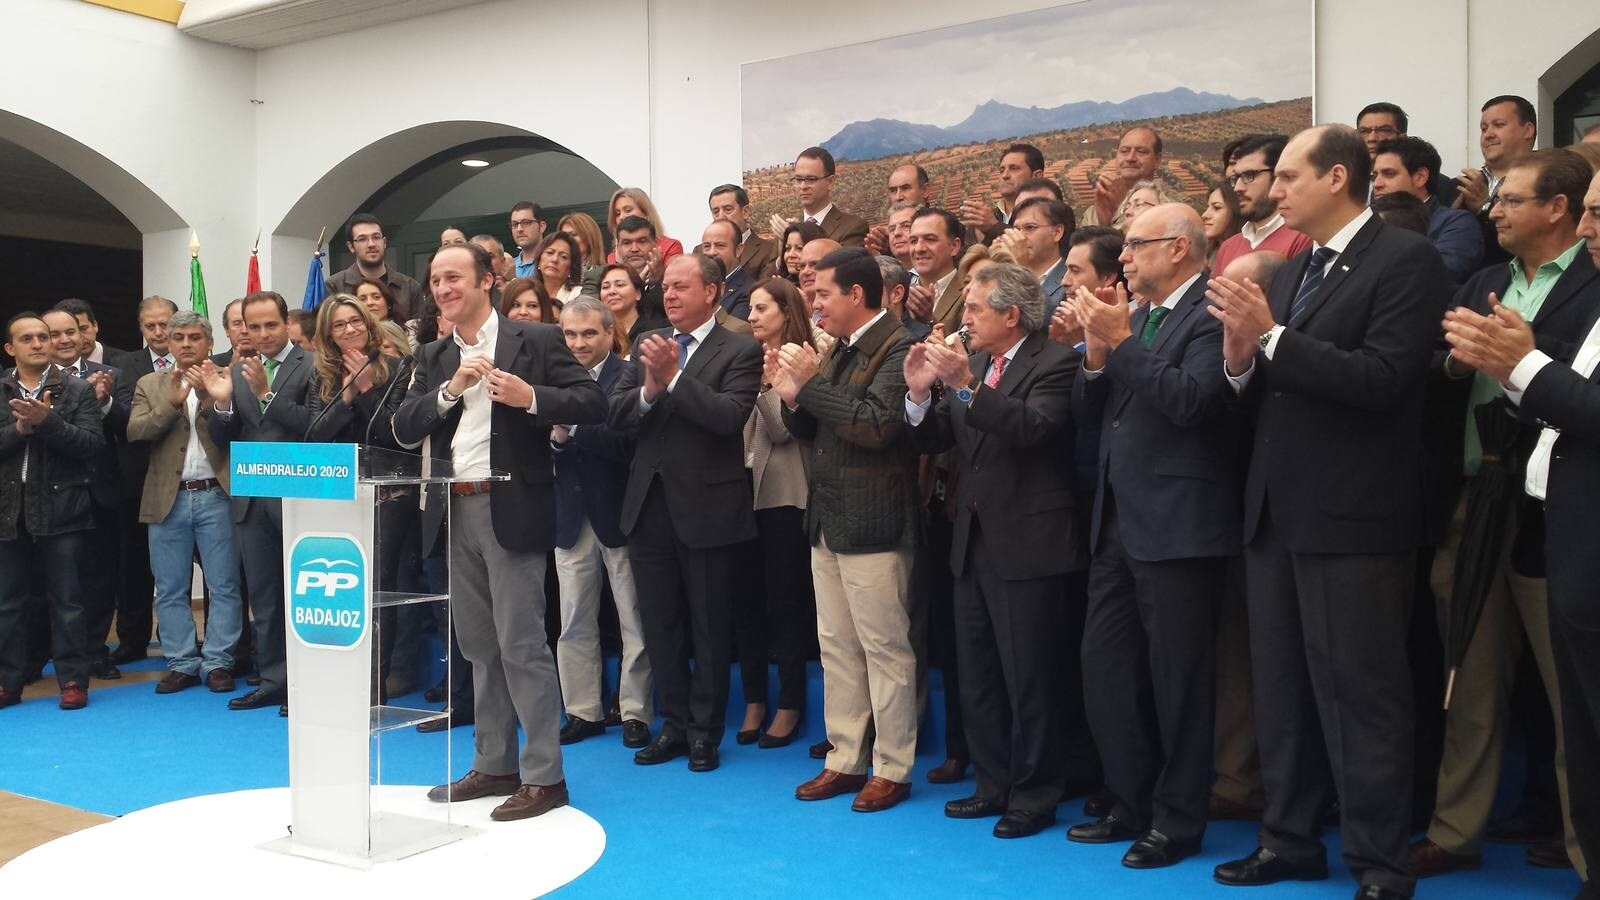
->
xmin=302 ymin=248 xmax=327 ymax=311
xmin=246 ymin=230 xmax=262 ymax=294
xmin=188 ymin=230 xmax=208 ymax=317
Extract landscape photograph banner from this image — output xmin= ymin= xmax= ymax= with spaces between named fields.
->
xmin=740 ymin=0 xmax=1313 ymax=228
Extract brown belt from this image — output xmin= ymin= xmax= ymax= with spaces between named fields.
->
xmin=449 ymin=480 xmax=493 ymax=497
xmin=179 ymin=478 xmax=220 ymax=492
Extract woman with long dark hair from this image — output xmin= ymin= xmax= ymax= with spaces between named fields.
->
xmin=597 ymin=263 xmax=665 ymax=358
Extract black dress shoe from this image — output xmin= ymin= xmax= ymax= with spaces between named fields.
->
xmin=1122 ymin=829 xmax=1202 ymax=868
xmin=634 ymin=733 xmax=689 ymax=766
xmin=994 ymin=809 xmax=1055 ymax=838
xmin=1083 ymin=788 xmax=1114 ymax=819
xmin=809 ymin=738 xmax=833 ymax=760
xmin=417 ymin=710 xmax=473 ymax=733
xmin=1353 ymin=887 xmax=1408 ymax=900
xmin=1214 ymin=847 xmax=1329 ymax=886
xmin=227 ymin=688 xmax=284 ymax=710
xmin=688 ymin=739 xmax=719 ymax=772
xmin=945 ymin=796 xmax=1005 ymax=819
xmin=621 ymin=719 xmax=651 ymax=748
xmin=758 ymin=725 xmax=798 ymax=749
xmin=90 ymin=657 xmax=122 ymax=680
xmin=108 ymin=644 xmax=148 ymax=665
xmin=1067 ymin=813 xmax=1143 ymax=844
xmin=278 ymin=703 xmax=288 ymax=717
xmin=423 ymin=681 xmax=448 ymax=704
xmin=559 ymin=716 xmax=606 ymax=745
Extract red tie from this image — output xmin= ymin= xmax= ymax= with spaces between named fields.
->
xmin=985 ymin=355 xmax=1007 ymax=389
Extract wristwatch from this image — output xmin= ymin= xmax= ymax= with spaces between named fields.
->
xmin=954 ymin=386 xmax=975 ymax=405
xmin=260 ymin=391 xmax=276 ymax=407
xmin=1258 ymin=330 xmax=1273 ymax=352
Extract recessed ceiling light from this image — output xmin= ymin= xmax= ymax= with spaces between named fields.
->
xmin=461 ymin=159 xmax=490 ymax=168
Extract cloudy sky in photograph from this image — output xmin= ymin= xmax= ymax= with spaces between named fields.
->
xmin=741 ymin=0 xmax=1312 ymax=168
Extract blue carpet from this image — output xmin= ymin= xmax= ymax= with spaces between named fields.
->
xmin=0 ymin=654 xmax=1581 ymax=899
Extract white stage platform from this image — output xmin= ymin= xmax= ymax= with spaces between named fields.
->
xmin=0 ymin=785 xmax=605 ymax=899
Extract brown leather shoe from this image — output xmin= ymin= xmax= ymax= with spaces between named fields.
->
xmin=1209 ymin=793 xmax=1264 ymax=821
xmin=795 ymin=769 xmax=869 ymax=801
xmin=1408 ymin=837 xmax=1481 ymax=878
xmin=925 ymin=757 xmax=968 ymax=784
xmin=851 ymin=776 xmax=911 ymax=812
xmin=490 ymin=781 xmax=569 ymax=822
xmin=427 ymin=770 xmax=519 ymax=803
xmin=204 ymin=669 xmax=236 ymax=693
xmin=59 ymin=682 xmax=88 ymax=710
xmin=156 ymin=672 xmax=201 ymax=694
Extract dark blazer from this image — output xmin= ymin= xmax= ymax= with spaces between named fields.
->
xmin=207 ymin=345 xmax=316 ymax=523
xmin=1039 ymin=258 xmax=1068 ymax=320
xmin=608 ymin=321 xmax=762 ymax=548
xmin=305 ymin=355 xmax=409 ymax=448
xmin=554 ymin=353 xmax=633 ymax=549
xmin=783 ymin=312 xmax=921 ymax=553
xmin=0 ymin=366 xmax=105 ymax=539
xmin=394 ymin=315 xmax=606 ymax=555
xmin=721 ymin=266 xmax=755 ymax=320
xmin=1427 ymin=198 xmax=1486 ymax=284
xmin=818 ymin=207 xmax=870 ymax=248
xmin=1075 ymin=275 xmax=1243 ymax=561
xmin=1239 ymin=214 xmax=1450 ymax=554
xmin=913 ymin=331 xmax=1085 ymax=579
xmin=71 ymin=358 xmax=128 ymax=510
xmin=109 ymin=347 xmax=160 ymax=500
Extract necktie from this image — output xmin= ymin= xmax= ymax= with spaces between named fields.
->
xmin=154 ymin=357 xmax=170 ymax=370
xmin=260 ymin=357 xmax=280 ymax=410
xmin=67 ymin=365 xmax=81 ymax=378
xmin=1288 ymin=247 xmax=1338 ymax=325
xmin=674 ymin=333 xmax=694 ymax=370
xmin=805 ymin=216 xmax=817 ymax=225
xmin=985 ymin=355 xmax=1007 ymax=389
xmin=1139 ymin=307 xmax=1170 ymax=347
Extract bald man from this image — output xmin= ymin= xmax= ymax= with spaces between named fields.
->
xmin=1067 ymin=203 xmax=1242 ymax=867
xmin=798 ymin=238 xmax=842 ymax=318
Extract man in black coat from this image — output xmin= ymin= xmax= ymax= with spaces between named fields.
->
xmin=1207 ymin=124 xmax=1451 ymax=900
xmin=1067 ymin=204 xmax=1241 ymax=866
xmin=907 ymin=262 xmax=1084 ymax=838
xmin=0 ymin=313 xmax=106 ymax=710
xmin=609 ymin=254 xmax=762 ymax=773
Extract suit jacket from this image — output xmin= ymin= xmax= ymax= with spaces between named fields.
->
xmin=1427 ymin=198 xmax=1486 ymax=283
xmin=1073 ymin=276 xmax=1243 ymax=561
xmin=913 ymin=331 xmax=1085 ymax=579
xmin=109 ymin=346 xmax=159 ymax=500
xmin=393 ymin=314 xmax=607 ymax=556
xmin=608 ymin=321 xmax=763 ymax=548
xmin=0 ymin=366 xmax=104 ymax=539
xmin=1039 ymin=258 xmax=1068 ymax=320
xmin=1239 ymin=215 xmax=1450 ymax=554
xmin=68 ymin=358 xmax=128 ymax=509
xmin=305 ymin=355 xmax=409 ymax=447
xmin=816 ymin=207 xmax=869 ymax=248
xmin=207 ymin=344 xmax=316 ymax=523
xmin=745 ymin=388 xmax=809 ymax=511
xmin=783 ymin=312 xmax=921 ymax=553
xmin=721 ymin=266 xmax=755 ymax=320
xmin=929 ymin=269 xmax=968 ymax=335
xmin=740 ymin=234 xmax=778 ymax=281
xmin=126 ymin=370 xmax=231 ymax=524
xmin=554 ymin=353 xmax=634 ymax=549
xmin=714 ymin=306 xmax=753 ymax=336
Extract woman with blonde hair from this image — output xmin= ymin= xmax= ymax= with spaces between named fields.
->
xmin=305 ymin=293 xmax=406 ymax=442
xmin=606 ymin=186 xmax=684 ymax=264
xmin=1112 ymin=179 xmax=1190 ymax=231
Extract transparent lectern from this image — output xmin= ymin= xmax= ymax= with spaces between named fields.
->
xmin=230 ymin=442 xmax=508 ymax=869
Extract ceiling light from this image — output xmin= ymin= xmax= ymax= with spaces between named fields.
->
xmin=460 ymin=159 xmax=490 ymax=168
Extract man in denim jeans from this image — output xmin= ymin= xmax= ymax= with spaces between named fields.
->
xmin=126 ymin=310 xmax=242 ymax=694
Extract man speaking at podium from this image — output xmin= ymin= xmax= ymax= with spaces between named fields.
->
xmin=394 ymin=241 xmax=606 ymax=821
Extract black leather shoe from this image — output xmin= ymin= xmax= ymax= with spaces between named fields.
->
xmin=621 ymin=719 xmax=651 ymax=748
xmin=559 ymin=716 xmax=606 ymax=745
xmin=736 ymin=728 xmax=761 ymax=745
xmin=1067 ymin=813 xmax=1142 ymax=844
xmin=109 ymin=644 xmax=148 ymax=665
xmin=634 ymin=733 xmax=688 ymax=766
xmin=1083 ymin=787 xmax=1114 ymax=819
xmin=1122 ymin=829 xmax=1201 ymax=868
xmin=994 ymin=809 xmax=1056 ymax=838
xmin=688 ymin=739 xmax=719 ymax=772
xmin=91 ymin=657 xmax=122 ymax=680
xmin=945 ymin=796 xmax=1005 ymax=819
xmin=1214 ymin=847 xmax=1329 ymax=886
xmin=417 ymin=710 xmax=472 ymax=733
xmin=1353 ymin=887 xmax=1408 ymax=900
xmin=423 ymin=680 xmax=448 ymax=704
xmin=809 ymin=738 xmax=833 ymax=760
xmin=227 ymin=688 xmax=284 ymax=710
xmin=278 ymin=703 xmax=288 ymax=717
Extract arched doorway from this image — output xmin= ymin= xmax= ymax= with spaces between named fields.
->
xmin=1542 ymin=27 xmax=1600 ymax=144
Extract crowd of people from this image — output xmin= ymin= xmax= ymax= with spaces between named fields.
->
xmin=4 ymin=94 xmax=1600 ymax=900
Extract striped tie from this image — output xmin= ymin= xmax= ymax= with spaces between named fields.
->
xmin=1288 ymin=247 xmax=1338 ymax=325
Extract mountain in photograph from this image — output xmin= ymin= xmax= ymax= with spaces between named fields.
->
xmin=822 ymin=86 xmax=1265 ymax=161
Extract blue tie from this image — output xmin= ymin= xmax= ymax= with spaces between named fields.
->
xmin=674 ymin=333 xmax=694 ymax=370
xmin=1288 ymin=247 xmax=1338 ymax=325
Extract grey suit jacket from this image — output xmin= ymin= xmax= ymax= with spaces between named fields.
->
xmin=744 ymin=388 xmax=808 ymax=511
xmin=207 ymin=345 xmax=315 ymax=522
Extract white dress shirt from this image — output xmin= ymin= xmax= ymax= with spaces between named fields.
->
xmin=1506 ymin=313 xmax=1600 ymax=500
xmin=89 ymin=342 xmax=106 ymax=364
xmin=437 ymin=312 xmax=538 ymax=477
xmin=906 ymin=331 xmax=1024 ymax=425
xmin=148 ymin=347 xmax=176 ymax=370
xmin=1226 ymin=208 xmax=1374 ymax=392
xmin=1239 ymin=213 xmax=1290 ymax=250
xmin=804 ymin=203 xmax=835 ymax=226
xmin=638 ymin=314 xmax=718 ymax=412
xmin=181 ymin=389 xmax=216 ymax=481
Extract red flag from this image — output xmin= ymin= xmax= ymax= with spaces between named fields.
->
xmin=246 ymin=251 xmax=262 ymax=294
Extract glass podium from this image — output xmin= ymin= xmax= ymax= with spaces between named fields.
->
xmin=239 ymin=444 xmax=509 ymax=869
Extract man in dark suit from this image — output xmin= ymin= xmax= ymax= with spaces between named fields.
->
xmin=1443 ymin=167 xmax=1600 ymax=899
xmin=1206 ymin=124 xmax=1452 ymax=900
xmin=788 ymin=147 xmax=869 ymax=247
xmin=1370 ymin=137 xmax=1484 ymax=282
xmin=1064 ymin=204 xmax=1240 ymax=866
xmin=609 ymin=253 xmax=762 ymax=773
xmin=201 ymin=291 xmax=314 ymax=716
xmin=909 ymin=208 xmax=968 ymax=334
xmin=906 ymin=261 xmax=1083 ymax=837
xmin=394 ymin=241 xmax=605 ymax=820
xmin=699 ymin=220 xmax=754 ymax=320
xmin=0 ymin=312 xmax=105 ymax=710
xmin=105 ymin=295 xmax=175 ymax=665
xmin=1409 ymin=149 xmax=1598 ymax=878
xmin=550 ymin=297 xmax=653 ymax=750
xmin=709 ymin=184 xmax=777 ymax=280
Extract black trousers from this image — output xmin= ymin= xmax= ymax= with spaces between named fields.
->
xmin=81 ymin=500 xmax=120 ymax=657
xmin=737 ymin=505 xmax=813 ymax=711
xmin=235 ymin=498 xmax=287 ymax=696
xmin=915 ymin=499 xmax=968 ymax=761
xmin=375 ymin=495 xmax=425 ymax=686
xmin=629 ymin=481 xmax=736 ymax=744
xmin=953 ymin=525 xmax=1065 ymax=814
xmin=1082 ymin=492 xmax=1223 ymax=843
xmin=1246 ymin=512 xmax=1415 ymax=896
xmin=1549 ymin=570 xmax=1600 ymax=892
xmin=0 ymin=524 xmax=89 ymax=691
xmin=113 ymin=495 xmax=154 ymax=650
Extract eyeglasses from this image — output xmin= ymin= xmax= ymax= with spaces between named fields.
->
xmin=1229 ymin=168 xmax=1273 ymax=187
xmin=329 ymin=317 xmax=367 ymax=334
xmin=509 ymin=218 xmax=537 ymax=228
xmin=1356 ymin=126 xmax=1399 ymax=138
xmin=1491 ymin=193 xmax=1547 ymax=211
xmin=791 ymin=175 xmax=827 ymax=185
xmin=1122 ymin=236 xmax=1181 ymax=253
xmin=351 ymin=234 xmax=385 ymax=245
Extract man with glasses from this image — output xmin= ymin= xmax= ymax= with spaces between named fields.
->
xmin=782 ymin=147 xmax=867 ymax=248
xmin=1213 ymin=134 xmax=1312 ymax=274
xmin=325 ymin=213 xmax=423 ymax=320
xmin=1370 ymin=136 xmax=1484 ymax=282
xmin=996 ymin=197 xmax=1071 ymax=318
xmin=1357 ymin=102 xmax=1461 ymax=207
xmin=508 ymin=201 xmax=547 ymax=279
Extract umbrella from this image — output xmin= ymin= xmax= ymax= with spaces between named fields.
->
xmin=1442 ymin=397 xmax=1523 ymax=709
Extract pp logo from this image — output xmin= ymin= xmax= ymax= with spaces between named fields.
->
xmin=287 ymin=533 xmax=369 ymax=650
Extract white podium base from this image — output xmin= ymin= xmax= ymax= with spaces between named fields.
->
xmin=0 ymin=786 xmax=605 ymax=899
